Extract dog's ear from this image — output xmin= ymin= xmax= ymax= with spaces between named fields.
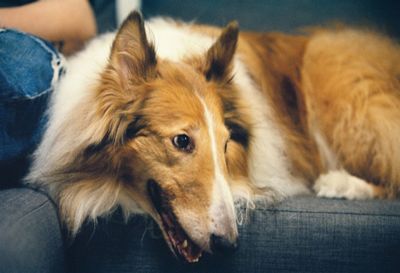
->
xmin=204 ymin=21 xmax=239 ymax=83
xmin=109 ymin=11 xmax=157 ymax=87
xmin=93 ymin=11 xmax=155 ymax=143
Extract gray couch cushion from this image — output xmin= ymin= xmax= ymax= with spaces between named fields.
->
xmin=0 ymin=188 xmax=65 ymax=273
xmin=69 ymin=197 xmax=400 ymax=273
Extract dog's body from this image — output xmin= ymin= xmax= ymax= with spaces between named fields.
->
xmin=26 ymin=13 xmax=400 ymax=262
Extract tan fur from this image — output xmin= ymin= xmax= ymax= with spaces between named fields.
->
xmin=26 ymin=11 xmax=400 ymax=261
xmin=226 ymin=28 xmax=400 ymax=198
xmin=239 ymin=32 xmax=323 ymax=184
xmin=301 ymin=29 xmax=400 ymax=197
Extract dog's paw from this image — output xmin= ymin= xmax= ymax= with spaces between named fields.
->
xmin=313 ymin=170 xmax=374 ymax=200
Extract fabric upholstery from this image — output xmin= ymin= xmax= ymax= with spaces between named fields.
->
xmin=0 ymin=188 xmax=65 ymax=273
xmin=68 ymin=197 xmax=400 ymax=273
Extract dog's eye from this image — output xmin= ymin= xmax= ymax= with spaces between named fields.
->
xmin=172 ymin=134 xmax=194 ymax=152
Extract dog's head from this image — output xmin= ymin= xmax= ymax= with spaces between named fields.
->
xmin=59 ymin=12 xmax=252 ymax=263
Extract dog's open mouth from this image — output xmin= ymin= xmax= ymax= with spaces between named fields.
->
xmin=147 ymin=180 xmax=203 ymax=263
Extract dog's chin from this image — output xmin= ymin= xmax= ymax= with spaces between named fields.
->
xmin=147 ymin=179 xmax=204 ymax=263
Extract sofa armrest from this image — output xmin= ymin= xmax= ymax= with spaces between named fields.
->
xmin=0 ymin=188 xmax=66 ymax=273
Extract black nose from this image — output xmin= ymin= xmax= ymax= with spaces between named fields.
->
xmin=210 ymin=234 xmax=238 ymax=255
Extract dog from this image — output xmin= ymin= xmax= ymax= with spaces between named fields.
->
xmin=26 ymin=11 xmax=400 ymax=262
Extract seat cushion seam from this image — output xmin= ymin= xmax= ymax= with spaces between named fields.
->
xmin=260 ymin=208 xmax=400 ymax=217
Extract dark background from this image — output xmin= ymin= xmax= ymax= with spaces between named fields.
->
xmin=142 ymin=0 xmax=400 ymax=37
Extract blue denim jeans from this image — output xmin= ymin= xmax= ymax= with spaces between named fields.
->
xmin=0 ymin=29 xmax=64 ymax=187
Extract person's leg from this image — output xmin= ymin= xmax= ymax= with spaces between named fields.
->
xmin=0 ymin=29 xmax=64 ymax=188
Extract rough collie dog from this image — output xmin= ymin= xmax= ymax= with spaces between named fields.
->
xmin=26 ymin=11 xmax=400 ymax=262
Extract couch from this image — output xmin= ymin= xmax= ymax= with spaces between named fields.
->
xmin=1 ymin=1 xmax=400 ymax=272
xmin=2 ymin=188 xmax=400 ymax=273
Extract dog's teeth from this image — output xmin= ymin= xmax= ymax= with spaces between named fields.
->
xmin=182 ymin=240 xmax=188 ymax=248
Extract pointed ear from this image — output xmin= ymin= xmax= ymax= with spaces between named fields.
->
xmin=110 ymin=11 xmax=157 ymax=87
xmin=204 ymin=21 xmax=239 ymax=82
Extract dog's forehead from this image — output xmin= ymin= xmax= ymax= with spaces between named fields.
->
xmin=144 ymin=89 xmax=224 ymax=132
xmin=157 ymin=60 xmax=204 ymax=87
xmin=143 ymin=62 xmax=225 ymax=129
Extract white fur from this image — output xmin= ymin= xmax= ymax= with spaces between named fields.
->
xmin=147 ymin=18 xmax=214 ymax=61
xmin=232 ymin=58 xmax=310 ymax=199
xmin=197 ymin=95 xmax=237 ymax=238
xmin=314 ymin=170 xmax=375 ymax=200
xmin=26 ymin=34 xmax=116 ymax=191
xmin=312 ymin=128 xmax=339 ymax=170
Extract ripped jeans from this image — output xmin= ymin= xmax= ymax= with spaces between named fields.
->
xmin=0 ymin=29 xmax=64 ymax=187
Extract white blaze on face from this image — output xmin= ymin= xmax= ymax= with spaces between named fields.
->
xmin=196 ymin=94 xmax=237 ymax=240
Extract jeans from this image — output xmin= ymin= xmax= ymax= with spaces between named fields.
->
xmin=0 ymin=29 xmax=64 ymax=187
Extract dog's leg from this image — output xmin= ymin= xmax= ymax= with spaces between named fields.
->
xmin=302 ymin=29 xmax=400 ymax=198
xmin=313 ymin=170 xmax=385 ymax=200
